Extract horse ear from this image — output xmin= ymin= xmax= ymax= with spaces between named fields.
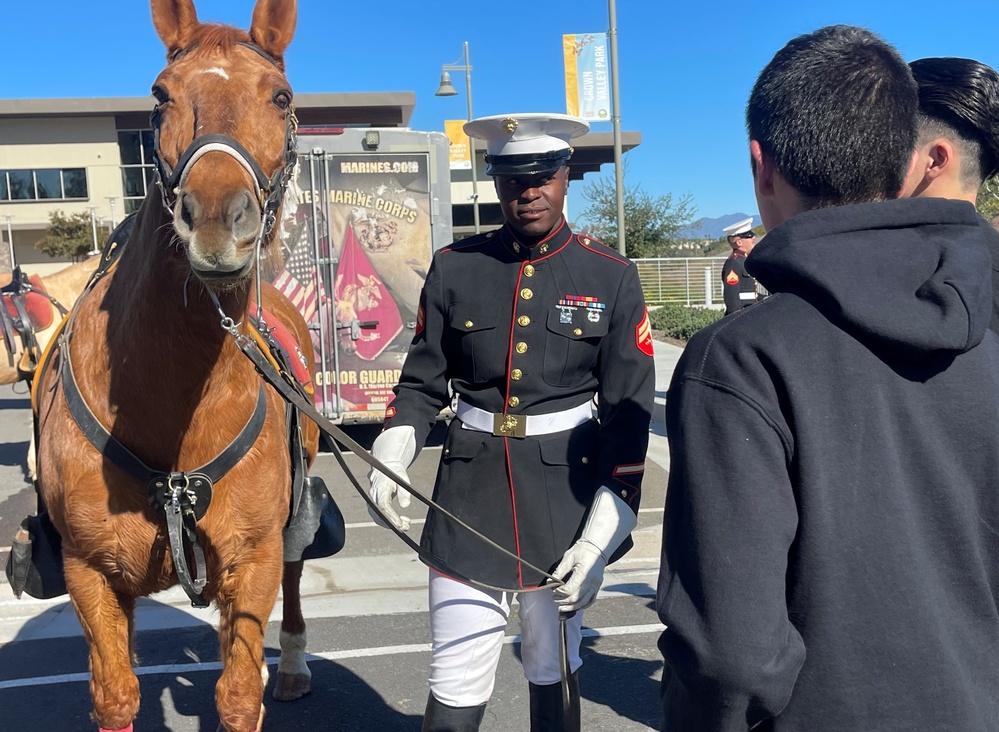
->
xmin=250 ymin=0 xmax=297 ymax=63
xmin=151 ymin=0 xmax=200 ymax=57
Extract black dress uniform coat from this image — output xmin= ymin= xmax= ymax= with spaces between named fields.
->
xmin=384 ymin=219 xmax=655 ymax=589
xmin=721 ymin=252 xmax=757 ymax=315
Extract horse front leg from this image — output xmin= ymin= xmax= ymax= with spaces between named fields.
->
xmin=214 ymin=540 xmax=284 ymax=732
xmin=64 ymin=554 xmax=139 ymax=732
xmin=273 ymin=559 xmax=311 ymax=701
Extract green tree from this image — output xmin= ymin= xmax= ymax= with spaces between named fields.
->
xmin=578 ymin=171 xmax=697 ymax=258
xmin=977 ymin=175 xmax=999 ymax=221
xmin=35 ymin=211 xmax=109 ymax=261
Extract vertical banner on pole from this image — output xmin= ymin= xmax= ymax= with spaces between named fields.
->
xmin=563 ymin=33 xmax=611 ymax=122
xmin=445 ymin=120 xmax=472 ymax=170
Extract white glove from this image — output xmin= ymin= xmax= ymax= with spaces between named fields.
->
xmin=552 ymin=486 xmax=637 ymax=612
xmin=367 ymin=425 xmax=416 ymax=531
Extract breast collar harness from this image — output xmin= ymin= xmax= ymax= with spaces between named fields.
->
xmin=149 ymin=41 xmax=299 ymax=245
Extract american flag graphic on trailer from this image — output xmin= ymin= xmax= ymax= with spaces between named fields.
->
xmin=273 ymin=240 xmax=318 ymax=324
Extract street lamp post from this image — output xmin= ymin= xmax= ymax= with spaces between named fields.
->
xmin=4 ymin=215 xmax=13 ymax=270
xmin=436 ymin=41 xmax=480 ymax=235
xmin=88 ymin=207 xmax=100 ymax=256
xmin=106 ymin=196 xmax=117 ymax=229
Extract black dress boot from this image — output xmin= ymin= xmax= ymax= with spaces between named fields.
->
xmin=421 ymin=693 xmax=487 ymax=732
xmin=529 ymin=671 xmax=580 ymax=732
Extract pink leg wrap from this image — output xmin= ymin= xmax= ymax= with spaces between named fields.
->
xmin=99 ymin=725 xmax=133 ymax=732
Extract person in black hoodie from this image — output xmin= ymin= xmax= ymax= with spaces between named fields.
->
xmin=657 ymin=25 xmax=999 ymax=732
xmin=900 ymin=57 xmax=999 ymax=332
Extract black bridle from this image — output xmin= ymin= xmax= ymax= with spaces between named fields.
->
xmin=149 ymin=41 xmax=299 ymax=241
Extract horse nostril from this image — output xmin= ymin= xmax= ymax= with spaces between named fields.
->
xmin=179 ymin=193 xmax=197 ymax=230
xmin=225 ymin=191 xmax=257 ymax=236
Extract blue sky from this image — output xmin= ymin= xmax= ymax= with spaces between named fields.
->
xmin=4 ymin=1 xmax=999 ymax=224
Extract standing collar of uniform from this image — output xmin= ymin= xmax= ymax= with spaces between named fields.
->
xmin=499 ymin=218 xmax=573 ymax=261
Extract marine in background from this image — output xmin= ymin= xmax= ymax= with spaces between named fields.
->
xmin=720 ymin=217 xmax=760 ymax=315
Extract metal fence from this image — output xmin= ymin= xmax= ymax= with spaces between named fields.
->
xmin=635 ymin=257 xmax=728 ymax=306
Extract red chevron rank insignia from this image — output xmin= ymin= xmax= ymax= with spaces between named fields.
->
xmin=636 ymin=308 xmax=654 ymax=357
xmin=726 ymin=270 xmax=740 ymax=285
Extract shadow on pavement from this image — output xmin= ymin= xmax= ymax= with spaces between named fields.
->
xmin=0 ymin=598 xmax=421 ymax=731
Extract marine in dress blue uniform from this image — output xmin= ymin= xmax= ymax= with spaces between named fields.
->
xmin=367 ymin=113 xmax=655 ymax=731
xmin=721 ymin=217 xmax=760 ymax=315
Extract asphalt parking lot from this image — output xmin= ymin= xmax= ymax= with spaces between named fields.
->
xmin=0 ymin=342 xmax=681 ymax=731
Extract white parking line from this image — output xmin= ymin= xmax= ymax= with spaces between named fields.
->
xmin=0 ymin=622 xmax=665 ymax=691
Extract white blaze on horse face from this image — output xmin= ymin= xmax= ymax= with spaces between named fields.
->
xmin=199 ymin=66 xmax=230 ymax=81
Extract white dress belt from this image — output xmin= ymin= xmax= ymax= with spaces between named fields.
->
xmin=456 ymin=398 xmax=594 ymax=438
xmin=739 ymin=291 xmax=756 ymax=300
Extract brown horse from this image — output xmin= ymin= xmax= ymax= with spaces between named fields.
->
xmin=34 ymin=1 xmax=318 ymax=730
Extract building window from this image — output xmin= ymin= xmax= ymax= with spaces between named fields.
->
xmin=0 ymin=168 xmax=89 ymax=201
xmin=118 ymin=129 xmax=157 ymax=214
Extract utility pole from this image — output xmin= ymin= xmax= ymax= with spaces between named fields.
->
xmin=609 ymin=0 xmax=626 ymax=256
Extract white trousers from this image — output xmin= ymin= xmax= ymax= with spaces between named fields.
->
xmin=427 ymin=570 xmax=584 ymax=707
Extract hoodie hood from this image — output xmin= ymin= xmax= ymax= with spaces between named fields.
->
xmin=746 ymin=198 xmax=996 ymax=358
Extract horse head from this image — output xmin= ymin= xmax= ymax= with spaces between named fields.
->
xmin=149 ymin=0 xmax=298 ymax=288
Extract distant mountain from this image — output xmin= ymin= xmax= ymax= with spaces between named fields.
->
xmin=683 ymin=212 xmax=761 ymax=239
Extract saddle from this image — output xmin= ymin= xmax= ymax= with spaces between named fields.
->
xmin=0 ymin=268 xmax=61 ymax=377
xmin=1 ymin=275 xmax=55 ymax=332
xmin=247 ymin=307 xmax=343 ymax=563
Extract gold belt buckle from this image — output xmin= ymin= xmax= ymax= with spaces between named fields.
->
xmin=493 ymin=412 xmax=527 ymax=438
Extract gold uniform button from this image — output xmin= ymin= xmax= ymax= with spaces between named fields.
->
xmin=524 ymin=265 xmax=535 ymax=277
xmin=465 ymin=320 xmax=474 ymax=328
xmin=511 ymin=369 xmax=523 ymax=380
xmin=573 ymin=328 xmax=583 ymax=336
xmin=518 ymin=315 xmax=531 ymax=327
xmin=516 ymin=342 xmax=528 ymax=354
xmin=508 ymin=396 xmax=520 ymax=407
xmin=521 ymin=288 xmax=533 ymax=300
xmin=581 ymin=456 xmax=589 ymax=464
xmin=621 ymin=490 xmax=628 ymax=498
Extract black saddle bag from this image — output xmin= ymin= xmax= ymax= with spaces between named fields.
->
xmin=5 ymin=512 xmax=68 ymax=599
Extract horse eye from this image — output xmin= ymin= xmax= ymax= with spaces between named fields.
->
xmin=273 ymin=90 xmax=292 ymax=110
xmin=151 ymin=85 xmax=170 ymax=104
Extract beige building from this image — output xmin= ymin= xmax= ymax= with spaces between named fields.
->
xmin=0 ymin=94 xmax=639 ymax=274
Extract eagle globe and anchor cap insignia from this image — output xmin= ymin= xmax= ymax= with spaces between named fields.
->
xmin=502 ymin=117 xmax=519 ymax=134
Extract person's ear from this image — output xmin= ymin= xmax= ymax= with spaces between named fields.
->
xmin=924 ymin=139 xmax=954 ymax=181
xmin=750 ymin=140 xmax=775 ymax=197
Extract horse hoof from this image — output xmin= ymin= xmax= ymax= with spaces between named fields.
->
xmin=272 ymin=671 xmax=311 ymax=701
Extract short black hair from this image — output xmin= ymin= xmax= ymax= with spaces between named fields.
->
xmin=910 ymin=57 xmax=999 ymax=185
xmin=747 ymin=25 xmax=917 ymax=208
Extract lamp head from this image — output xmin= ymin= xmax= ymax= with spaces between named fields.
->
xmin=435 ymin=71 xmax=458 ymax=97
